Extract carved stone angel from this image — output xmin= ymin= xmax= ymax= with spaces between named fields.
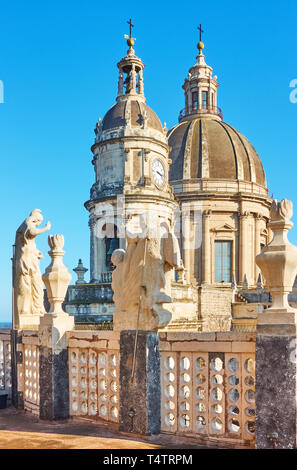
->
xmin=13 ymin=209 xmax=51 ymax=326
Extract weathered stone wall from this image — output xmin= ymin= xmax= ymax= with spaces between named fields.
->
xmin=64 ymin=284 xmax=114 ymax=322
xmin=198 ymin=285 xmax=234 ymax=331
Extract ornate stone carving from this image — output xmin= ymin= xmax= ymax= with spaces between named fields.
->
xmin=13 ymin=209 xmax=51 ymax=328
xmin=42 ymin=235 xmax=72 ymax=315
xmin=256 ymin=199 xmax=297 ymax=312
xmin=270 ymin=198 xmax=293 ymax=225
xmin=239 ymin=210 xmax=250 ymax=219
xmin=111 ymin=225 xmax=181 ymax=331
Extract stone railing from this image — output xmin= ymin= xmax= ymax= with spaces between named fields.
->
xmin=20 ymin=331 xmax=40 ymax=415
xmin=67 ymin=330 xmax=120 ymax=423
xmin=172 ymin=178 xmax=269 ymax=197
xmin=178 ymin=106 xmax=223 ymax=122
xmin=0 ymin=329 xmax=12 ymax=402
xmin=100 ymin=272 xmax=112 ymax=283
xmin=7 ymin=199 xmax=297 ymax=448
xmin=159 ymin=331 xmax=255 ymax=447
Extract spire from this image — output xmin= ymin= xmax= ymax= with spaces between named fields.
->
xmin=178 ymin=28 xmax=223 ymax=123
xmin=117 ymin=20 xmax=145 ymax=102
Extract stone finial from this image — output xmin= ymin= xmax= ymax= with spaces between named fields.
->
xmin=256 ymin=199 xmax=297 ymax=312
xmin=231 ymin=274 xmax=237 ymax=290
xmin=42 ymin=235 xmax=72 ymax=315
xmin=242 ymin=274 xmax=249 ymax=290
xmin=176 ymin=260 xmax=186 ymax=284
xmin=270 ymin=198 xmax=293 ymax=225
xmin=73 ymin=259 xmax=88 ymax=284
xmin=256 ymin=273 xmax=263 ymax=289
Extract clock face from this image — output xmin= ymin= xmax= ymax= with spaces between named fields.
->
xmin=151 ymin=158 xmax=166 ymax=188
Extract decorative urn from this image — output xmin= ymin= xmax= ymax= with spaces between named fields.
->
xmin=42 ymin=235 xmax=72 ymax=315
xmin=256 ymin=199 xmax=297 ymax=312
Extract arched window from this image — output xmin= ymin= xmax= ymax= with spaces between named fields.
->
xmin=202 ymin=91 xmax=208 ymax=109
xmin=104 ymin=224 xmax=119 ymax=271
xmin=192 ymin=91 xmax=198 ymax=110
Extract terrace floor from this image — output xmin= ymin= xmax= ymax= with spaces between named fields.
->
xmin=0 ymin=407 xmax=210 ymax=450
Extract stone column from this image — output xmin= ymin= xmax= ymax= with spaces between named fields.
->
xmin=89 ymin=217 xmax=98 ymax=283
xmin=255 ymin=199 xmax=297 ymax=448
xmin=239 ymin=211 xmax=249 ymax=285
xmin=182 ymin=206 xmax=191 ymax=283
xmin=119 ymin=331 xmax=160 ymax=435
xmin=254 ymin=214 xmax=262 ymax=283
xmin=202 ymin=210 xmax=211 ymax=284
xmin=97 ymin=237 xmax=106 ymax=282
xmin=39 ymin=235 xmax=74 ymax=421
xmin=138 ymin=69 xmax=144 ymax=95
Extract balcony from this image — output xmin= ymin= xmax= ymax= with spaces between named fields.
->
xmin=178 ymin=105 xmax=223 ymax=123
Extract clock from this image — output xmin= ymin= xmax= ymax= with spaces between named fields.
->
xmin=151 ymin=158 xmax=166 ymax=188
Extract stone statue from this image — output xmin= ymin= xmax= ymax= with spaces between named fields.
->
xmin=13 ymin=209 xmax=51 ymax=327
xmin=94 ymin=117 xmax=102 ymax=142
xmin=111 ymin=222 xmax=181 ymax=331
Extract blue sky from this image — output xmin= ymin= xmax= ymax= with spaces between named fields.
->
xmin=0 ymin=0 xmax=296 ymax=321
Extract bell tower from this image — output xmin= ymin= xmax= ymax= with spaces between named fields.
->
xmin=85 ymin=24 xmax=177 ymax=284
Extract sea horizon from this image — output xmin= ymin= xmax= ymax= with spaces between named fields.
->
xmin=0 ymin=322 xmax=12 ymax=328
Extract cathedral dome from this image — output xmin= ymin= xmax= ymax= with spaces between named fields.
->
xmin=168 ymin=117 xmax=267 ymax=188
xmin=102 ymin=99 xmax=163 ymax=133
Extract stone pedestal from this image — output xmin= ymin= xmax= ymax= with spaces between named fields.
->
xmin=255 ymin=199 xmax=297 ymax=448
xmin=256 ymin=313 xmax=297 ymax=448
xmin=119 ymin=330 xmax=161 ymax=435
xmin=39 ymin=313 xmax=74 ymax=420
xmin=39 ymin=234 xmax=74 ymax=420
xmin=17 ymin=314 xmax=42 ymax=330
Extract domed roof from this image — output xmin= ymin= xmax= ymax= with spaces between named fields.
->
xmin=102 ymin=99 xmax=163 ymax=133
xmin=168 ymin=118 xmax=266 ymax=187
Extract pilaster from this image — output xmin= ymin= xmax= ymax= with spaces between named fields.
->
xmin=239 ymin=211 xmax=249 ymax=285
xmin=202 ymin=210 xmax=211 ymax=284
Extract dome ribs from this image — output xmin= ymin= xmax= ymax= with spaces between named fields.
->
xmin=183 ymin=120 xmax=195 ymax=179
xmin=101 ymin=100 xmax=163 ymax=132
xmin=169 ymin=122 xmax=191 ymax=181
xmin=216 ymin=120 xmax=240 ymax=180
xmin=224 ymin=123 xmax=255 ymax=184
xmin=198 ymin=119 xmax=210 ymax=178
xmin=206 ymin=120 xmax=236 ymax=180
xmin=168 ymin=117 xmax=267 ymax=190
